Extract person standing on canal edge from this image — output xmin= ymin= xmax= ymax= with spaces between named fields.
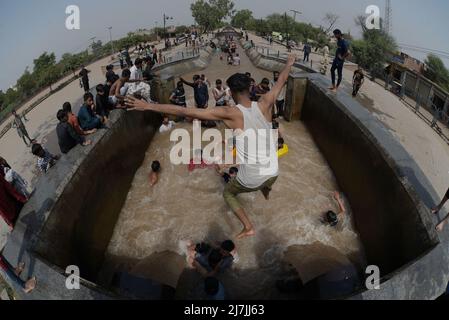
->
xmin=329 ymin=29 xmax=350 ymax=93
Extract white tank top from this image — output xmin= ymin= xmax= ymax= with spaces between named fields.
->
xmin=235 ymin=102 xmax=279 ymax=188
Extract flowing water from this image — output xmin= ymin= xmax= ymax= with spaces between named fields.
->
xmin=103 ymin=45 xmax=366 ymax=299
xmin=105 ymin=120 xmax=366 ymax=299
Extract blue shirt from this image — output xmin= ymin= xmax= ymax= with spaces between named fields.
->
xmin=78 ymin=105 xmax=101 ymax=131
xmin=335 ymin=39 xmax=349 ymax=62
xmin=193 ymin=83 xmax=209 ymax=108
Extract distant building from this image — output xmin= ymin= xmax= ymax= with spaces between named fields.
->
xmin=391 ymin=52 xmax=425 ymax=74
xmin=386 ymin=52 xmax=449 ymax=123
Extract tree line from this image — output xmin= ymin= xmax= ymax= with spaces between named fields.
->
xmin=0 ymin=26 xmax=191 ymax=121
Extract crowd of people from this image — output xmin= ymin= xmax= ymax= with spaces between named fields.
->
xmin=219 ymin=36 xmax=241 ymax=66
xmin=2 ymin=28 xmax=449 ymax=299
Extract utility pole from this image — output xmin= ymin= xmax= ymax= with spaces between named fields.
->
xmin=89 ymin=37 xmax=96 ymax=54
xmin=385 ymin=0 xmax=392 ymax=35
xmin=163 ymin=13 xmax=173 ymax=44
xmin=290 ymin=9 xmax=302 ymax=22
xmin=284 ymin=12 xmax=289 ymax=45
xmin=107 ymin=27 xmax=114 ymax=56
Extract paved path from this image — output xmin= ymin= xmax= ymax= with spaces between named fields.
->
xmin=247 ymin=32 xmax=449 ymax=195
xmin=0 ymin=37 xmax=205 ymax=250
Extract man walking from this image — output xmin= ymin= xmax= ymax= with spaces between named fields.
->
xmin=303 ymin=43 xmax=311 ymax=62
xmin=79 ymin=65 xmax=90 ymax=93
xmin=11 ymin=110 xmax=34 ymax=146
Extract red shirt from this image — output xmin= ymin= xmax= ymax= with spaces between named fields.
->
xmin=0 ymin=174 xmax=26 ymax=227
xmin=67 ymin=113 xmax=84 ymax=136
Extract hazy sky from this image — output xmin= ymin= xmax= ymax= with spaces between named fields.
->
xmin=1 ymin=0 xmax=449 ymax=91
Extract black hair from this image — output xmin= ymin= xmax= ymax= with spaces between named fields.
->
xmin=134 ymin=58 xmax=143 ymax=65
xmin=221 ymin=240 xmax=235 ymax=253
xmin=62 ymin=102 xmax=72 ymax=113
xmin=216 ymin=79 xmax=222 ymax=85
xmin=272 ymin=120 xmax=279 ymax=130
xmin=195 ymin=242 xmax=211 ymax=255
xmin=204 ymin=277 xmax=220 ymax=296
xmin=208 ymin=249 xmax=223 ymax=269
xmin=278 ymin=137 xmax=285 ymax=145
xmin=193 ymin=75 xmax=200 ymax=81
xmin=326 ymin=211 xmax=339 ymax=227
xmin=151 ymin=161 xmax=161 ymax=172
xmin=226 ymin=73 xmax=251 ymax=94
xmin=57 ymin=109 xmax=67 ymax=122
xmin=96 ymin=84 xmax=104 ymax=93
xmin=31 ymin=143 xmax=44 ymax=156
xmin=106 ymin=64 xmax=114 ymax=71
xmin=333 ymin=29 xmax=342 ymax=36
xmin=261 ymin=78 xmax=270 ymax=85
xmin=177 ymin=81 xmax=183 ymax=87
xmin=122 ymin=69 xmax=131 ymax=78
xmin=245 ymin=72 xmax=251 ymax=78
xmin=229 ymin=167 xmax=238 ymax=175
xmin=83 ymin=92 xmax=94 ymax=102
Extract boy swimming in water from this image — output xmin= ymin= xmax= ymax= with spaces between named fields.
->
xmin=278 ymin=138 xmax=285 ymax=150
xmin=149 ymin=161 xmax=161 ymax=186
xmin=321 ymin=192 xmax=346 ymax=227
xmin=186 ymin=240 xmax=237 ymax=277
xmin=221 ymin=167 xmax=238 ymax=184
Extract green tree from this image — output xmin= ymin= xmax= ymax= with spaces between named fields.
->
xmin=231 ymin=9 xmax=253 ymax=29
xmin=91 ymin=40 xmax=103 ymax=56
xmin=424 ymin=54 xmax=449 ymax=90
xmin=191 ymin=0 xmax=235 ymax=32
xmin=33 ymin=52 xmax=56 ymax=73
xmin=3 ymin=88 xmax=19 ymax=108
xmin=16 ymin=67 xmax=36 ymax=98
xmin=0 ymin=90 xmax=5 ymax=110
xmin=38 ymin=65 xmax=61 ymax=91
xmin=351 ymin=20 xmax=397 ymax=79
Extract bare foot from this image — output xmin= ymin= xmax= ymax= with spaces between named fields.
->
xmin=236 ymin=228 xmax=256 ymax=239
xmin=15 ymin=262 xmax=25 ymax=276
xmin=333 ymin=191 xmax=341 ymax=201
xmin=436 ymin=220 xmax=447 ymax=232
xmin=23 ymin=277 xmax=36 ymax=294
xmin=261 ymin=187 xmax=271 ymax=200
